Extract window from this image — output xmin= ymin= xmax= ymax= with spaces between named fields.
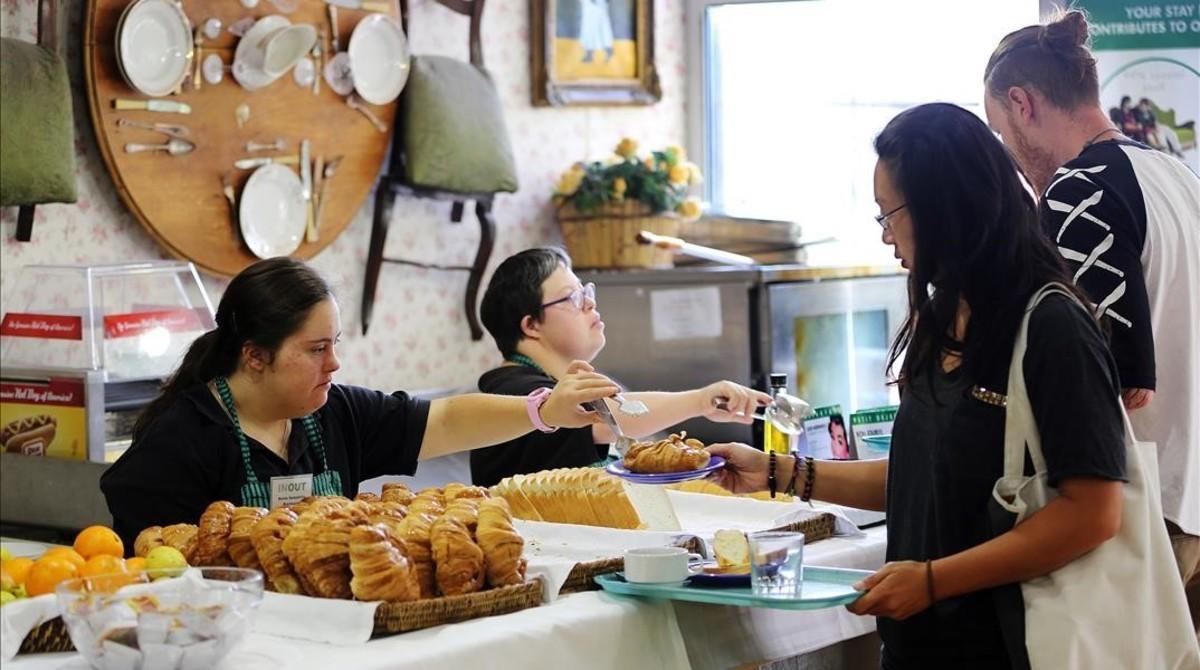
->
xmin=687 ymin=0 xmax=1040 ymax=266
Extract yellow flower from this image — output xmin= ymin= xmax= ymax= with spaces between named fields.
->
xmin=676 ymin=198 xmax=703 ymax=221
xmin=665 ymin=145 xmax=686 ymax=166
xmin=668 ymin=164 xmax=689 ymax=186
xmin=555 ymin=164 xmax=586 ymax=196
xmin=683 ymin=161 xmax=703 ymax=185
xmin=615 ymin=138 xmax=639 ymax=159
xmin=611 ymin=177 xmax=627 ymax=201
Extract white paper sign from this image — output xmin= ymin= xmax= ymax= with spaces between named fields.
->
xmin=650 ymin=287 xmax=723 ymax=341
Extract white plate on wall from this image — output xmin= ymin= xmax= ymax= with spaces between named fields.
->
xmin=117 ymin=0 xmax=193 ymax=97
xmin=239 ymin=164 xmax=307 ymax=259
xmin=347 ymin=14 xmax=410 ymax=105
xmin=231 ymin=15 xmax=291 ymax=92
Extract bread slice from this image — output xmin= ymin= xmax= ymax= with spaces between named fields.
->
xmin=713 ymin=529 xmax=750 ymax=570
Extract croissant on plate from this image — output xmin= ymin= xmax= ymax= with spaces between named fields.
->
xmin=380 ymin=484 xmax=415 ymax=505
xmin=399 ymin=511 xmax=438 ymax=598
xmin=623 ymin=433 xmax=710 ymax=474
xmin=348 ymin=524 xmax=421 ymax=602
xmin=251 ymin=507 xmax=302 ymax=594
xmin=476 ymin=499 xmax=526 ymax=587
xmin=228 ymin=507 xmax=268 ymax=571
xmin=430 ymin=515 xmax=484 ymax=596
xmin=193 ymin=501 xmax=236 ymax=566
xmin=134 ymin=526 xmax=164 ymax=558
xmin=161 ymin=523 xmax=199 ymax=564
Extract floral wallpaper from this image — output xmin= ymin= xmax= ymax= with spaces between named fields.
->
xmin=0 ymin=0 xmax=686 ymax=392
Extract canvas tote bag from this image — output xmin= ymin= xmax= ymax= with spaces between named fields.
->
xmin=991 ymin=283 xmax=1200 ymax=670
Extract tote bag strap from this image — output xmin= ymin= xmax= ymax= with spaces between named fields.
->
xmin=1002 ymin=283 xmax=1091 ymax=479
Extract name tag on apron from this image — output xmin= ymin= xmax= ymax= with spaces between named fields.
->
xmin=271 ymin=473 xmax=313 ymax=509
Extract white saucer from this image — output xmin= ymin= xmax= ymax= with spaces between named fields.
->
xmin=347 ymin=14 xmax=410 ymax=105
xmin=117 ymin=0 xmax=193 ymax=97
xmin=1 ymin=540 xmax=51 ymax=559
xmin=239 ymin=163 xmax=307 ymax=258
xmin=232 ymin=15 xmax=290 ymax=92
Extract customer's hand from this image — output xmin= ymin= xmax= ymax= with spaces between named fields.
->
xmin=698 ymin=382 xmax=773 ymax=424
xmin=542 ymin=360 xmax=621 ymax=429
xmin=1121 ymin=387 xmax=1154 ymax=411
xmin=706 ymin=442 xmax=771 ymax=493
xmin=846 ymin=561 xmax=933 ymax=621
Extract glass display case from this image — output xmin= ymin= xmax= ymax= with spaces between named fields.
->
xmin=1 ymin=261 xmax=214 ymax=461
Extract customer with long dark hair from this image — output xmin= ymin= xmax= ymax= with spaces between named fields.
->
xmin=709 ymin=103 xmax=1129 ymax=668
xmin=101 ymin=257 xmax=618 ymax=548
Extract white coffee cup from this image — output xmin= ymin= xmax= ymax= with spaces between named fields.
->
xmin=623 ymin=547 xmax=700 ymax=584
xmin=263 ymin=24 xmax=318 ymax=78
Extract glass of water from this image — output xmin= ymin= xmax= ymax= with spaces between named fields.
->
xmin=748 ymin=531 xmax=805 ymax=596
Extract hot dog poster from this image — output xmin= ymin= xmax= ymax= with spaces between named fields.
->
xmin=0 ymin=378 xmax=87 ymax=459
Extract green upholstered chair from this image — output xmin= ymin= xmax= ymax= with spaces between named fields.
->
xmin=0 ymin=0 xmax=77 ymax=241
xmin=361 ymin=0 xmax=518 ymax=340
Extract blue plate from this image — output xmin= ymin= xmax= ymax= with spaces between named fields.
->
xmin=595 ymin=566 xmax=869 ymax=610
xmin=605 ymin=456 xmax=725 ymax=484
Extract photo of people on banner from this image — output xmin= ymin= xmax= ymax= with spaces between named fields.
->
xmin=1110 ymin=95 xmax=1193 ymax=159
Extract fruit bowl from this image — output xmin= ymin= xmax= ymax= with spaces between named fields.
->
xmin=55 ymin=567 xmax=263 ymax=670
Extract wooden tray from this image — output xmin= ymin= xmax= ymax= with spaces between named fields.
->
xmin=19 ymin=580 xmax=544 ymax=654
xmin=83 ymin=0 xmax=401 ymax=277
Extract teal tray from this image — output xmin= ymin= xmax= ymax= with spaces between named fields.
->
xmin=594 ymin=566 xmax=870 ymax=610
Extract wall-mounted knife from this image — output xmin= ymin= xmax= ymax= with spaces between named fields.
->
xmin=301 ymin=139 xmax=314 ymax=240
xmin=113 ymin=99 xmax=192 ymax=115
xmin=323 ymin=0 xmax=390 ymax=12
xmin=234 ymin=155 xmax=300 ymax=169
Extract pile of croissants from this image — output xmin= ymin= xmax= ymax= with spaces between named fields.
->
xmin=132 ymin=483 xmax=527 ymax=602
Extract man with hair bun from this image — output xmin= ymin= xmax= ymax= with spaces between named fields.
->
xmin=984 ymin=9 xmax=1200 ymax=634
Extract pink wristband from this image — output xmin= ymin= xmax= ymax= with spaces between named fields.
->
xmin=526 ymin=387 xmax=557 ymax=433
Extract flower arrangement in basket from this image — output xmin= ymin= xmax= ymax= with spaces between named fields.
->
xmin=554 ymin=138 xmax=704 ymax=268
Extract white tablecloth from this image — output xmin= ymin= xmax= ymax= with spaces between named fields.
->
xmin=7 ymin=527 xmax=886 ymax=670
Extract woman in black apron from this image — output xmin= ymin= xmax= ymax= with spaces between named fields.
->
xmin=100 ymin=258 xmax=618 ymax=549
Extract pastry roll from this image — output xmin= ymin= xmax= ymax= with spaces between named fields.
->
xmin=623 ymin=433 xmax=710 ymax=474
xmin=251 ymin=507 xmax=301 ymax=594
xmin=430 ymin=516 xmax=484 ymax=596
xmin=290 ymin=505 xmax=366 ymax=599
xmin=443 ymin=483 xmax=489 ymax=501
xmin=228 ymin=507 xmax=268 ymax=571
xmin=399 ymin=511 xmax=438 ymax=598
xmin=161 ymin=523 xmax=199 ymax=564
xmin=348 ymin=523 xmax=420 ymax=602
xmin=476 ymin=498 xmax=526 ymax=587
xmin=192 ymin=501 xmax=236 ymax=566
xmin=381 ymin=482 xmax=415 ymax=505
xmin=442 ymin=498 xmax=480 ymax=534
xmin=134 ymin=526 xmax=164 ymax=558
xmin=354 ymin=492 xmax=380 ymax=502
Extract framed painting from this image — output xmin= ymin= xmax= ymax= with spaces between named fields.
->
xmin=531 ymin=0 xmax=662 ymax=106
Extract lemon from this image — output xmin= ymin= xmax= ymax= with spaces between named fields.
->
xmin=144 ymin=546 xmax=188 ymax=578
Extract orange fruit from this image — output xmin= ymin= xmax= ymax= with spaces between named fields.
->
xmin=74 ymin=526 xmax=124 ymax=560
xmin=41 ymin=547 xmax=86 ymax=570
xmin=26 ymin=556 xmax=78 ymax=596
xmin=80 ymin=555 xmax=130 ymax=592
xmin=2 ymin=557 xmax=35 ymax=586
xmin=125 ymin=557 xmax=146 ymax=575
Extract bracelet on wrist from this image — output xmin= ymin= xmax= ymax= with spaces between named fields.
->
xmin=784 ymin=455 xmax=802 ymax=497
xmin=800 ymin=456 xmax=816 ymax=502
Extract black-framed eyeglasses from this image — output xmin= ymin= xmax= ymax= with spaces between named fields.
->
xmin=541 ymin=282 xmax=596 ymax=311
xmin=874 ymin=203 xmax=906 ymax=230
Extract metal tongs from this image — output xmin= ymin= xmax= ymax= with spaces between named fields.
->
xmin=587 ymin=399 xmax=636 ymax=458
xmin=713 ymin=392 xmax=813 ymax=435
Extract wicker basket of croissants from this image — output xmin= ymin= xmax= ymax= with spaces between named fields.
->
xmin=131 ymin=483 xmax=541 ymax=636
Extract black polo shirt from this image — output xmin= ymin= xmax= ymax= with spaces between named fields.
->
xmin=469 ymin=365 xmax=607 ymax=487
xmin=100 ymin=383 xmax=430 ymax=550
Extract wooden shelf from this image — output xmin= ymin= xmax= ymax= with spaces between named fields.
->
xmin=84 ymin=0 xmax=400 ymax=277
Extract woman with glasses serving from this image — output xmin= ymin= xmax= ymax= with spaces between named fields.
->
xmin=468 ymin=247 xmax=771 ymax=487
xmin=101 ymin=257 xmax=621 ymax=550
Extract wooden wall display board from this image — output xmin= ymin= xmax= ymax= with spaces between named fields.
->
xmin=84 ymin=0 xmax=400 ymax=277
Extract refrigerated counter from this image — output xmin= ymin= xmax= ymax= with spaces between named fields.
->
xmin=578 ymin=264 xmax=907 ymax=447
